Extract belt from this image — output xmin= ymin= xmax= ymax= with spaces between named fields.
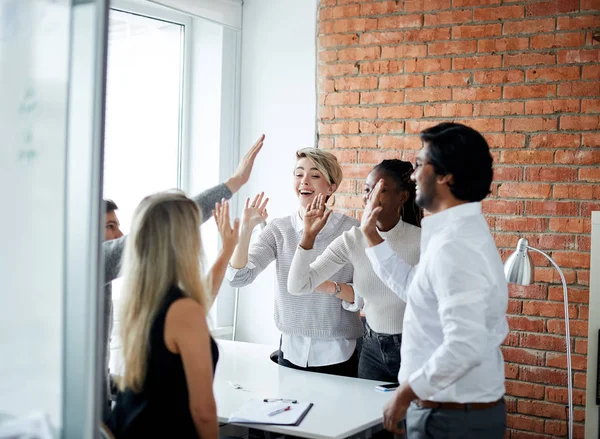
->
xmin=415 ymin=398 xmax=504 ymax=411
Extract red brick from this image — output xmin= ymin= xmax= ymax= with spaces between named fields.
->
xmin=360 ymin=1 xmax=404 ymax=16
xmin=580 ymin=168 xmax=600 ymax=182
xmin=424 ymin=9 xmax=472 ymax=26
xmin=453 ymin=86 xmax=501 ymax=101
xmin=525 ymin=167 xmax=578 ymax=182
xmin=530 ymin=133 xmax=580 ymax=148
xmin=552 ymin=251 xmax=591 ymax=269
xmin=334 ymin=106 xmax=378 ymax=119
xmin=474 ymin=102 xmax=523 ymax=116
xmin=561 ymin=115 xmax=600 ymax=131
xmin=509 ymin=284 xmax=548 ymax=300
xmin=334 ymin=77 xmax=378 ymax=91
xmin=525 ymin=201 xmax=579 ymax=216
xmin=530 ymin=32 xmax=585 ymax=50
xmin=405 ymin=58 xmax=452 ymax=73
xmin=474 ymin=70 xmax=524 ymax=84
xmin=580 ymin=304 xmax=589 ymax=320
xmin=557 ymin=15 xmax=600 ymax=30
xmin=558 ymin=48 xmax=600 ymax=63
xmin=556 ymin=150 xmax=600 ymax=165
xmin=360 ymin=91 xmax=404 ymax=104
xmin=404 ymin=28 xmax=451 ymax=42
xmin=575 ymin=339 xmax=588 ymax=354
xmin=495 ymin=217 xmax=548 ymax=232
xmin=320 ymin=34 xmax=359 ymax=48
xmin=324 ymin=92 xmax=360 ymax=105
xmin=376 ymin=14 xmax=424 ymax=30
xmin=319 ymin=50 xmax=338 ymax=62
xmin=337 ymin=46 xmax=380 ymax=61
xmin=504 ymin=52 xmax=556 ymax=67
xmin=453 ymin=0 xmax=500 ymax=6
xmin=519 ymin=365 xmax=568 ymax=386
xmin=320 ymin=78 xmax=335 ymax=93
xmin=549 ymin=217 xmax=591 ymax=233
xmin=483 ymin=199 xmax=524 ymax=214
xmin=582 ymin=133 xmax=600 ymax=146
xmin=486 ymin=133 xmax=527 ymax=149
xmin=359 ymin=31 xmax=403 ymax=46
xmin=582 ymin=0 xmax=600 ymax=10
xmin=330 ymin=149 xmax=358 ymax=164
xmin=504 ymin=332 xmax=520 ymax=347
xmin=527 ymin=234 xmax=576 ymax=250
xmin=549 ymin=286 xmax=589 ymax=304
xmin=523 ymin=300 xmax=577 ymax=318
xmin=334 ymin=18 xmax=377 ymax=33
xmin=574 ymin=372 xmax=587 ymax=389
xmin=525 ymin=99 xmax=580 ymax=115
xmin=405 ymin=120 xmax=446 ymax=134
xmin=404 ymin=0 xmax=452 ymax=12
xmin=497 ymin=182 xmax=551 ymax=198
xmin=320 ymin=63 xmax=359 ymax=78
xmin=343 ymin=164 xmax=373 ymax=179
xmin=322 ymin=4 xmax=360 ymax=20
xmin=452 ymin=23 xmax=502 ymax=39
xmin=379 ymin=75 xmax=424 ymax=89
xmin=577 ymin=236 xmax=592 ymax=252
xmin=503 ymin=18 xmax=556 ymax=35
xmin=359 ymin=121 xmax=404 ymax=134
xmin=582 ymin=65 xmax=600 ymax=80
xmin=428 ymin=40 xmax=477 ymax=56
xmin=378 ymin=135 xmax=422 ymax=150
xmin=425 ymin=72 xmax=471 ymax=87
xmin=525 ymin=0 xmax=578 ymax=16
xmin=547 ymin=353 xmax=588 ymax=372
xmin=335 ymin=136 xmax=378 ymax=149
xmin=320 ymin=107 xmax=335 ymax=121
xmin=494 ymin=166 xmax=523 ymax=181
xmin=526 ymin=66 xmax=580 ymax=83
xmin=319 ymin=121 xmax=359 ymax=135
xmin=358 ymin=150 xmax=402 ymax=164
xmin=504 ymin=84 xmax=556 ymax=99
xmin=506 ymin=315 xmax=546 ymax=333
xmin=336 ymin=194 xmax=366 ymax=209
xmin=452 ymin=55 xmax=502 ymax=70
xmin=535 ymin=266 xmax=577 ymax=284
xmin=582 ymin=99 xmax=600 ymax=113
xmin=318 ymin=137 xmax=334 ymax=149
xmin=474 ymin=5 xmax=524 ymax=22
xmin=478 ymin=37 xmax=529 ymax=53
xmin=378 ymin=105 xmax=423 ymax=119
xmin=507 ymin=414 xmax=545 ymax=432
xmin=558 ymin=81 xmax=600 ymax=97
xmin=423 ymin=103 xmax=473 ymax=117
xmin=505 ymin=117 xmax=558 ymax=132
xmin=319 ymin=21 xmax=335 ymax=35
xmin=547 ymin=319 xmax=589 ymax=337
xmin=405 ymin=88 xmax=452 ymax=102
xmin=505 ymin=363 xmax=519 ymax=379
xmin=359 ymin=60 xmax=403 ymax=75
xmin=381 ymin=44 xmax=428 ymax=59
xmin=501 ymin=150 xmax=554 ymax=164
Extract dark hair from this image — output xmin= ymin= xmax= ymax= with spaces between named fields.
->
xmin=420 ymin=123 xmax=493 ymax=202
xmin=373 ymin=159 xmax=423 ymax=228
xmin=105 ymin=199 xmax=118 ymax=214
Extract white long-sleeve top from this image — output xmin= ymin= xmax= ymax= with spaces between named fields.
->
xmin=365 ymin=202 xmax=508 ymax=402
xmin=288 ymin=219 xmax=421 ymax=335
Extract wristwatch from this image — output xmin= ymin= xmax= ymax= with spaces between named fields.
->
xmin=332 ymin=281 xmax=341 ymax=297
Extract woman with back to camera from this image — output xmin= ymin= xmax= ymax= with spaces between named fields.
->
xmin=287 ymin=160 xmax=422 ymax=382
xmin=226 ymin=148 xmax=363 ymax=377
xmin=108 ymin=191 xmax=239 ymax=439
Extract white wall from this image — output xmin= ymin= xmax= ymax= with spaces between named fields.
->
xmin=235 ymin=0 xmax=318 ymax=345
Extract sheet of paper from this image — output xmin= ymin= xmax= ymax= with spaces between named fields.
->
xmin=228 ymin=399 xmax=312 ymax=425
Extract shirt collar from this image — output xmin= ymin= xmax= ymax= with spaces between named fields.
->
xmin=421 ymin=202 xmax=482 ymax=234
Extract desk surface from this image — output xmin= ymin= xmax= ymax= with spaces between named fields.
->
xmin=214 ymin=340 xmax=393 ymax=439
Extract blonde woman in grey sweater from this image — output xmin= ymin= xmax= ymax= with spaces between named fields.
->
xmin=288 ymin=160 xmax=422 ymax=382
xmin=226 ymin=148 xmax=363 ymax=377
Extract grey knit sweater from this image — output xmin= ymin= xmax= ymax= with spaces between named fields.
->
xmin=226 ymin=211 xmax=364 ymax=340
xmin=100 ymin=183 xmax=232 ymax=419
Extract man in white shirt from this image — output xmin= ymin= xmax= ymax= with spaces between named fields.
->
xmin=362 ymin=122 xmax=509 ymax=438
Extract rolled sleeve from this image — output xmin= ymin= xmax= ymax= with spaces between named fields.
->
xmin=365 ymin=240 xmax=414 ymax=302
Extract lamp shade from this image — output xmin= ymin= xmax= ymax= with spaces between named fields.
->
xmin=504 ymin=238 xmax=535 ymax=286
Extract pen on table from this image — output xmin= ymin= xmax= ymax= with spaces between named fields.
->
xmin=268 ymin=406 xmax=291 ymax=417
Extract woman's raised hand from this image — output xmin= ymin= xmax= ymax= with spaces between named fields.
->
xmin=303 ymin=194 xmax=332 ymax=239
xmin=241 ymin=192 xmax=269 ymax=231
xmin=214 ymin=199 xmax=240 ymax=254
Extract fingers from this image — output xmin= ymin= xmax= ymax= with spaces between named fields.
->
xmin=259 ymin=196 xmax=269 ymax=212
xmin=223 ymin=199 xmax=230 ymax=226
xmin=245 ymin=197 xmax=250 ymax=209
xmin=251 ymin=192 xmax=261 ymax=208
xmin=233 ymin=218 xmax=240 ymax=235
xmin=248 ymin=134 xmax=265 ymax=159
xmin=323 ymin=209 xmax=333 ymax=222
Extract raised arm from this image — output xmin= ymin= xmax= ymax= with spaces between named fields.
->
xmin=207 ymin=200 xmax=239 ymax=302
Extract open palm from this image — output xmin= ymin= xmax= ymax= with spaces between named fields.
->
xmin=242 ymin=192 xmax=269 ymax=230
xmin=304 ymin=194 xmax=332 ymax=237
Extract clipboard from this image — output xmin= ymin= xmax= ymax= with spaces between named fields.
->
xmin=228 ymin=399 xmax=313 ymax=426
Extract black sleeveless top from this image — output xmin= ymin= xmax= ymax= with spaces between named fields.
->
xmin=108 ymin=285 xmax=219 ymax=438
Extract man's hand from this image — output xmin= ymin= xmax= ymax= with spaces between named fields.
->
xmin=300 ymin=194 xmax=332 ymax=250
xmin=361 ymin=179 xmax=384 ymax=247
xmin=226 ymin=134 xmax=265 ymax=194
xmin=383 ymin=382 xmax=416 ymax=434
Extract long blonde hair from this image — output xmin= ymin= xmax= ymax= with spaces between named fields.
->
xmin=118 ymin=191 xmax=209 ymax=392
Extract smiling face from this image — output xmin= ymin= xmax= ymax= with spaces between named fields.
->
xmin=411 ymin=143 xmax=439 ymax=212
xmin=294 ymin=157 xmax=336 ymax=209
xmin=363 ymin=169 xmax=409 ymax=224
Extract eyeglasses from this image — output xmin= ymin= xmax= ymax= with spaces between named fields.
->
xmin=263 ymin=398 xmax=298 ymax=403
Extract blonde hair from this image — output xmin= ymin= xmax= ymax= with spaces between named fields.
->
xmin=295 ymin=148 xmax=343 ymax=189
xmin=118 ymin=190 xmax=209 ymax=392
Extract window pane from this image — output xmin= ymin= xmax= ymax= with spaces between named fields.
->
xmin=103 ymin=9 xmax=184 ymax=374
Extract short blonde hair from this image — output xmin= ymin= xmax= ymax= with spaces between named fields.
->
xmin=295 ymin=148 xmax=343 ymax=188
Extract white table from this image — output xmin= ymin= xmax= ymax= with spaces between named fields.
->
xmin=213 ymin=340 xmax=394 ymax=439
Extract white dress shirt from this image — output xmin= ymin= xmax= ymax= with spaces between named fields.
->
xmin=365 ymin=202 xmax=508 ymax=402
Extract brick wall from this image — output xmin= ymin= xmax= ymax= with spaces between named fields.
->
xmin=316 ymin=0 xmax=599 ymax=437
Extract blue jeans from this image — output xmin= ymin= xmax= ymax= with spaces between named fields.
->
xmin=358 ymin=322 xmax=401 ymax=382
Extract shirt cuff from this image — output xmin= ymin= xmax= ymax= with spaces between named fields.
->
xmin=365 ymin=239 xmax=395 ymax=265
xmin=342 ymin=291 xmax=364 ymax=312
xmin=408 ymin=367 xmax=437 ymax=401
xmin=225 ymin=261 xmax=256 ymax=281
